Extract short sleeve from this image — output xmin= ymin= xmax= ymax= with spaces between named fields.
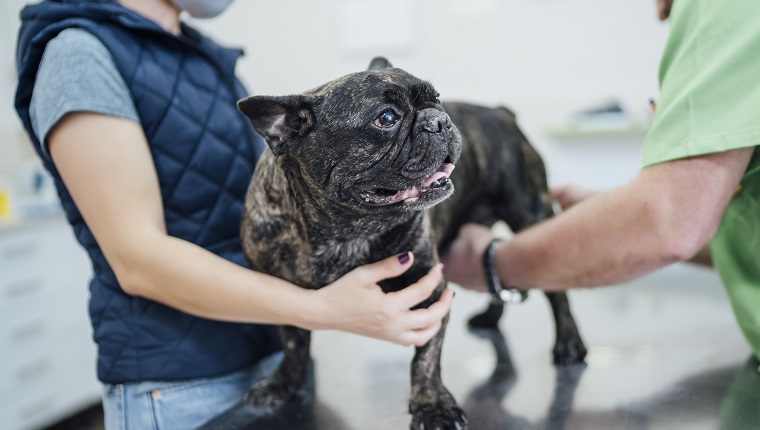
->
xmin=642 ymin=0 xmax=760 ymax=168
xmin=29 ymin=28 xmax=141 ymax=159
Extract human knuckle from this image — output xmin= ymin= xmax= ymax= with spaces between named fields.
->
xmin=382 ymin=257 xmax=397 ymax=273
xmin=354 ymin=270 xmax=371 ymax=285
xmin=379 ymin=306 xmax=397 ymax=320
xmin=418 ymin=280 xmax=435 ymax=296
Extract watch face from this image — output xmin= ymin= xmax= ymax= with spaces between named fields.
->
xmin=499 ymin=289 xmax=529 ymax=304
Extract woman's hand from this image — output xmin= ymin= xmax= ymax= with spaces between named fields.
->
xmin=311 ymin=253 xmax=454 ymax=347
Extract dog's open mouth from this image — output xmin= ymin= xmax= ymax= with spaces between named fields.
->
xmin=354 ymin=163 xmax=455 ymax=207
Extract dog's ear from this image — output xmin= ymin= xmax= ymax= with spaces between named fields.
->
xmin=237 ymin=95 xmax=321 ymax=156
xmin=368 ymin=56 xmax=393 ymax=70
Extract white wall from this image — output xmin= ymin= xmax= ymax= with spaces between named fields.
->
xmin=1 ymin=0 xmax=34 ymax=182
xmin=194 ymin=0 xmax=670 ymax=188
xmin=1 ymin=0 xmax=670 ymax=189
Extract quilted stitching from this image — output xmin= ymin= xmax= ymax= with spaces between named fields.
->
xmin=15 ymin=0 xmax=277 ymax=384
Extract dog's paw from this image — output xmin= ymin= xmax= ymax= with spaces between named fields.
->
xmin=467 ymin=302 xmax=504 ymax=329
xmin=243 ymin=377 xmax=299 ymax=411
xmin=553 ymin=335 xmax=587 ymax=365
xmin=410 ymin=398 xmax=468 ymax=430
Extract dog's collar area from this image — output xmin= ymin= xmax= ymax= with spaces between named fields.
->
xmin=483 ymin=238 xmax=529 ymax=304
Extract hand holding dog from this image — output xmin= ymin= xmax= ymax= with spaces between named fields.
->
xmin=441 ymin=184 xmax=599 ymax=292
xmin=311 ymin=253 xmax=454 ymax=347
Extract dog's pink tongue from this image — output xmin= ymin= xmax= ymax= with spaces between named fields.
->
xmin=421 ymin=163 xmax=455 ymax=188
xmin=399 ymin=187 xmax=421 ymax=201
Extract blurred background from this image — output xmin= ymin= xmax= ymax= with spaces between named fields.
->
xmin=0 ymin=0 xmax=671 ymax=210
xmin=197 ymin=0 xmax=668 ymax=188
xmin=3 ymin=1 xmax=730 ymax=430
xmin=0 ymin=0 xmax=667 ymax=203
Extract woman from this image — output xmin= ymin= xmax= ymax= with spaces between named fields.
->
xmin=14 ymin=0 xmax=454 ymax=428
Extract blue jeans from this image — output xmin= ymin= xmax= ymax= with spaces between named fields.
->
xmin=102 ymin=352 xmax=282 ymax=430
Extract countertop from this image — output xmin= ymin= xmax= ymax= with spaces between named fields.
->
xmin=201 ymin=264 xmax=759 ymax=430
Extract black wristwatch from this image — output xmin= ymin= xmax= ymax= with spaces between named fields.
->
xmin=482 ymin=239 xmax=529 ymax=304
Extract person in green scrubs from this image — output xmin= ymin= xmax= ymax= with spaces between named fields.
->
xmin=441 ymin=0 xmax=760 ymax=368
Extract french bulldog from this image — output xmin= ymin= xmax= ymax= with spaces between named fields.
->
xmin=237 ymin=57 xmax=586 ymax=430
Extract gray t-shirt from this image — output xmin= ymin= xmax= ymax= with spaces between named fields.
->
xmin=30 ymin=28 xmax=140 ymax=159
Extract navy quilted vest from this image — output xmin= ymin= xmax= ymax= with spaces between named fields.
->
xmin=15 ymin=0 xmax=280 ymax=383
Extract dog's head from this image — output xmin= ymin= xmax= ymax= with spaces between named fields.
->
xmin=238 ymin=57 xmax=461 ymax=213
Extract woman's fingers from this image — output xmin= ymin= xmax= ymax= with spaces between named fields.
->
xmin=318 ymin=254 xmax=454 ymax=346
xmin=395 ymin=286 xmax=455 ymax=346
xmin=398 ymin=320 xmax=444 ymax=347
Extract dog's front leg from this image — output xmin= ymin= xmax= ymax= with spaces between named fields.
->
xmin=409 ymin=291 xmax=467 ymax=430
xmin=244 ymin=325 xmax=311 ymax=409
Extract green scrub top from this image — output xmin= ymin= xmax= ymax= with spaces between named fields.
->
xmin=642 ymin=0 xmax=760 ymax=363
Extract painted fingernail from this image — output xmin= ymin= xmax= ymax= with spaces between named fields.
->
xmin=440 ymin=264 xmax=446 ymax=273
xmin=398 ymin=252 xmax=411 ymax=264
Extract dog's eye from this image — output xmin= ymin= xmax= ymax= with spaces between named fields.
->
xmin=374 ymin=110 xmax=400 ymax=128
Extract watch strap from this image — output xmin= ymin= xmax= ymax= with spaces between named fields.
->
xmin=482 ymin=239 xmax=528 ymax=304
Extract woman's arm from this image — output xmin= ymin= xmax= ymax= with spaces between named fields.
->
xmin=48 ymin=112 xmax=453 ymax=347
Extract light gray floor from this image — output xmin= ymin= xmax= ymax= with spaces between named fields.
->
xmin=204 ymin=263 xmax=760 ymax=430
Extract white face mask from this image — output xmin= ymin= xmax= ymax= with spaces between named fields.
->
xmin=172 ymin=0 xmax=235 ymax=18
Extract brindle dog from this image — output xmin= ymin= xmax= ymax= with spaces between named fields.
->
xmin=237 ymin=57 xmax=586 ymax=430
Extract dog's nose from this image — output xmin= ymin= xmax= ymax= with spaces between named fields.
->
xmin=421 ymin=113 xmax=451 ymax=134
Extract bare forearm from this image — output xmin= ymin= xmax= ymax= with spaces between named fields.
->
xmin=495 ymin=183 xmax=683 ymax=290
xmin=495 ymin=149 xmax=752 ymax=291
xmin=112 ymin=232 xmax=316 ymax=327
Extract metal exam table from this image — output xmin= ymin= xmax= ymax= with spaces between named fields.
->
xmin=202 ymin=264 xmax=760 ymax=430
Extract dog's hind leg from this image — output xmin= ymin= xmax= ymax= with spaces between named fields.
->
xmin=492 ymin=125 xmax=587 ymax=365
xmin=544 ymin=291 xmax=587 ymax=365
xmin=244 ymin=326 xmax=312 ymax=409
xmin=499 ymin=207 xmax=587 ymax=365
xmin=409 ymin=312 xmax=468 ymax=430
xmin=467 ymin=298 xmax=505 ymax=329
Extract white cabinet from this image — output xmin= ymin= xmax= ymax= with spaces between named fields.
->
xmin=0 ymin=218 xmax=101 ymax=430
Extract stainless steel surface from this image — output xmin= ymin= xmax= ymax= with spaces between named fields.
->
xmin=202 ymin=265 xmax=760 ymax=430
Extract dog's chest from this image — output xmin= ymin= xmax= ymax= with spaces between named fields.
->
xmin=313 ymin=237 xmax=371 ymax=267
xmin=244 ymin=210 xmax=378 ymax=288
xmin=308 ymin=237 xmax=374 ymax=282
